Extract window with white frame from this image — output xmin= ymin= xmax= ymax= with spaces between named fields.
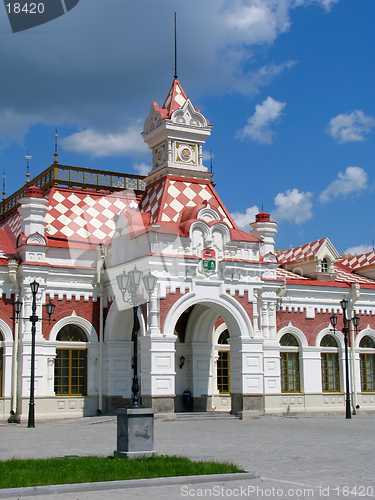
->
xmin=54 ymin=325 xmax=88 ymax=396
xmin=217 ymin=329 xmax=230 ymax=394
xmin=359 ymin=336 xmax=375 ymax=392
xmin=321 ymin=334 xmax=340 ymax=392
xmin=321 ymin=257 xmax=329 ymax=273
xmin=280 ymin=333 xmax=300 ymax=393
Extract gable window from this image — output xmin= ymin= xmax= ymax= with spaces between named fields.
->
xmin=280 ymin=333 xmax=300 ymax=393
xmin=54 ymin=325 xmax=87 ymax=396
xmin=321 ymin=334 xmax=340 ymax=392
xmin=359 ymin=336 xmax=375 ymax=392
xmin=321 ymin=258 xmax=329 ymax=273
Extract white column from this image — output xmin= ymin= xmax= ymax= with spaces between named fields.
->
xmin=139 ymin=335 xmax=176 ymax=398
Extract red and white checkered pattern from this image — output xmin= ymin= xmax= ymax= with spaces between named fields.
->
xmin=45 ymin=189 xmax=137 ymax=242
xmin=276 ymin=267 xmax=308 ymax=281
xmin=277 ymin=239 xmax=325 ymax=264
xmin=0 ymin=211 xmax=22 ymax=241
xmin=140 ymin=178 xmax=233 ymax=227
xmin=339 ymin=252 xmax=375 ymax=270
xmin=333 ymin=263 xmax=375 ymax=285
xmin=161 ymin=180 xmax=214 ymax=223
xmin=138 ymin=180 xmax=165 ymax=224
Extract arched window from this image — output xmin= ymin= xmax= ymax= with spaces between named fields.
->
xmin=321 ymin=258 xmax=329 ymax=273
xmin=321 ymin=334 xmax=340 ymax=392
xmin=217 ymin=329 xmax=230 ymax=394
xmin=359 ymin=336 xmax=375 ymax=392
xmin=54 ymin=325 xmax=87 ymax=396
xmin=280 ymin=334 xmax=300 ymax=393
xmin=0 ymin=331 xmax=3 ymax=398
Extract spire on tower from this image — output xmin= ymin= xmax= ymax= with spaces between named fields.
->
xmin=25 ymin=150 xmax=31 ymax=184
xmin=2 ymin=170 xmax=5 ymax=201
xmin=54 ymin=127 xmax=59 ymax=164
xmin=174 ymin=12 xmax=178 ymax=80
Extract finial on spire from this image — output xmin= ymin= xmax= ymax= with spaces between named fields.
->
xmin=210 ymin=150 xmax=213 ymax=173
xmin=2 ymin=170 xmax=5 ymax=201
xmin=174 ymin=12 xmax=178 ymax=80
xmin=25 ymin=150 xmax=31 ymax=184
xmin=261 ymin=201 xmax=264 ymax=212
xmin=54 ymin=127 xmax=59 ymax=164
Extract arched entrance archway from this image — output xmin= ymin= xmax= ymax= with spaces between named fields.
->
xmin=160 ymin=290 xmax=256 ymax=414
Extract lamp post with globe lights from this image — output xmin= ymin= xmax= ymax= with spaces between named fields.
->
xmin=12 ymin=280 xmax=55 ymax=428
xmin=329 ymin=298 xmax=360 ymax=420
xmin=116 ymin=267 xmax=157 ymax=408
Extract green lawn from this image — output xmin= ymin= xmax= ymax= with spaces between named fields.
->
xmin=0 ymin=455 xmax=244 ymax=489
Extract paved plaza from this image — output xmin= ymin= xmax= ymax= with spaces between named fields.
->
xmin=0 ymin=413 xmax=374 ymax=499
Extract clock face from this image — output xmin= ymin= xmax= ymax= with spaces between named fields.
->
xmin=177 ymin=143 xmax=194 ymax=163
xmin=181 ymin=148 xmax=191 ymax=160
xmin=156 ymin=147 xmax=164 ymax=165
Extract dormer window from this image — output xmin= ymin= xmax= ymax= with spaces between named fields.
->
xmin=321 ymin=257 xmax=329 ymax=273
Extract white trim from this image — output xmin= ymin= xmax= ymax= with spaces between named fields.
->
xmin=355 ymin=327 xmax=375 ymax=348
xmin=315 ymin=327 xmax=344 ymax=348
xmin=162 ymin=290 xmax=253 ymax=341
xmin=277 ymin=325 xmax=308 ymax=347
xmin=49 ymin=314 xmax=98 ymax=343
xmin=0 ymin=319 xmax=13 ymax=343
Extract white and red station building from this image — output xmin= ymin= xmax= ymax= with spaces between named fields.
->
xmin=0 ymin=78 xmax=374 ymax=421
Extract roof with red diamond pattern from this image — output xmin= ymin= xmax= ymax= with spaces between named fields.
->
xmin=277 ymin=238 xmax=327 ymax=264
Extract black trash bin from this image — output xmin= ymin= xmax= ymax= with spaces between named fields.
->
xmin=183 ymin=390 xmax=191 ymax=411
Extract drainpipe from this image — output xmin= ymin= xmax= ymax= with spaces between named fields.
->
xmin=96 ymin=243 xmax=107 ymax=414
xmin=8 ymin=260 xmax=20 ymax=422
xmin=349 ymin=283 xmax=360 ymax=415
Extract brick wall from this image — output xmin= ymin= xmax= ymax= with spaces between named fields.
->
xmin=277 ymin=309 xmax=375 ymax=345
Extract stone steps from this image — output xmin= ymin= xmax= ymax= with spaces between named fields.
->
xmin=176 ymin=411 xmax=238 ymax=420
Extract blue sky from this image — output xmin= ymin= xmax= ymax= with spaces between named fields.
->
xmin=0 ymin=0 xmax=374 ymax=255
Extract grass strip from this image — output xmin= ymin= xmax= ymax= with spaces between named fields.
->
xmin=0 ymin=455 xmax=244 ymax=489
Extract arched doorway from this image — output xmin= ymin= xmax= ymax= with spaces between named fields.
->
xmin=163 ymin=291 xmax=254 ymax=414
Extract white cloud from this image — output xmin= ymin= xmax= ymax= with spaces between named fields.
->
xmin=236 ymin=96 xmax=287 ymax=144
xmin=293 ymin=0 xmax=339 ymax=11
xmin=344 ymin=244 xmax=373 ymax=256
xmin=133 ymin=162 xmax=151 ymax=176
xmin=0 ymin=0 xmax=331 ymax=149
xmin=326 ymin=110 xmax=375 ymax=143
xmin=319 ymin=166 xmax=368 ymax=203
xmin=230 ymin=61 xmax=297 ymax=96
xmin=231 ymin=205 xmax=260 ymax=230
xmin=61 ymin=126 xmax=148 ymax=158
xmin=271 ymin=189 xmax=313 ymax=224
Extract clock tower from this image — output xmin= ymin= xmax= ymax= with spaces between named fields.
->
xmin=142 ymin=78 xmax=212 ymax=184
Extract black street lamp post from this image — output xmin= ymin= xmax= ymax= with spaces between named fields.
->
xmin=116 ymin=267 xmax=157 ymax=408
xmin=12 ymin=280 xmax=55 ymax=428
xmin=330 ymin=298 xmax=360 ymax=420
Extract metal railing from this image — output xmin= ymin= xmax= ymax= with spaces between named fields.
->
xmin=0 ymin=164 xmax=146 ymax=221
